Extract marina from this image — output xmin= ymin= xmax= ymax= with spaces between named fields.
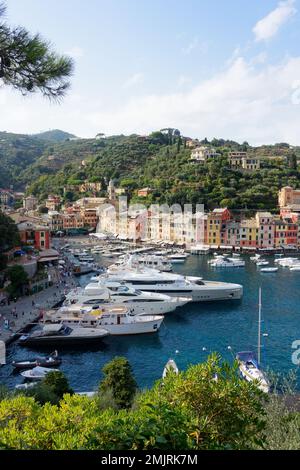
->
xmin=1 ymin=248 xmax=300 ymax=392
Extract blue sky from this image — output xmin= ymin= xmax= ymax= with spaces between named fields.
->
xmin=1 ymin=0 xmax=300 ymax=144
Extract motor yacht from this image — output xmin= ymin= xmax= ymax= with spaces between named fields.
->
xmin=92 ymin=267 xmax=243 ymax=302
xmin=120 ymin=255 xmax=173 ymax=272
xmin=167 ymin=253 xmax=188 ymax=264
xmin=19 ymin=323 xmax=109 ymax=346
xmin=275 ymin=257 xmax=299 ymax=267
xmin=43 ymin=307 xmax=164 ymax=336
xmin=64 ymin=282 xmax=190 ymax=315
xmin=208 ymin=255 xmax=245 ymax=268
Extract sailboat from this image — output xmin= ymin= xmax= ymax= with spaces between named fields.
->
xmin=162 ymin=359 xmax=179 ymax=379
xmin=236 ymin=288 xmax=270 ymax=393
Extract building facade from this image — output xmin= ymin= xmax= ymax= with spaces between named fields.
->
xmin=229 ymin=152 xmax=260 ymax=171
xmin=191 ymin=146 xmax=220 ymax=163
xmin=17 ymin=221 xmax=50 ymax=250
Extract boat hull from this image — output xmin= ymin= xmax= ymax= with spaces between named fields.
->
xmin=97 ymin=317 xmax=163 ymax=335
xmin=125 ymin=284 xmax=243 ymax=302
xmin=19 ymin=333 xmax=108 ymax=347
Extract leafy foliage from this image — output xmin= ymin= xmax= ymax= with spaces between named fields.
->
xmin=1 ymin=130 xmax=300 ymax=210
xmin=0 ymin=211 xmax=20 ymax=254
xmin=5 ymin=265 xmax=28 ymax=296
xmin=0 ymin=355 xmax=272 ymax=450
xmin=0 ymin=2 xmax=73 ymax=98
xmin=99 ymin=357 xmax=137 ymax=409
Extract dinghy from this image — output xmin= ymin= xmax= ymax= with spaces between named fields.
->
xmin=12 ymin=351 xmax=62 ymax=370
xmin=260 ymin=267 xmax=278 ymax=273
xmin=21 ymin=366 xmax=60 ymax=381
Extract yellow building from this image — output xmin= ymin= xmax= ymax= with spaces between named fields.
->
xmin=207 ymin=213 xmax=222 ymax=246
xmin=239 ymin=219 xmax=259 ymax=247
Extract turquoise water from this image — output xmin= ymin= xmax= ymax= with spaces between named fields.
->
xmin=1 ymin=255 xmax=300 ymax=391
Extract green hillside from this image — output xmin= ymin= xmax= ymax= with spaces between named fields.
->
xmin=31 ymin=129 xmax=78 ymax=142
xmin=1 ymin=129 xmax=300 ymax=211
xmin=0 ymin=131 xmax=46 ymax=189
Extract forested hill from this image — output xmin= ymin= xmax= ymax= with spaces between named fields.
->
xmin=1 ymin=129 xmax=300 ymax=211
xmin=0 ymin=129 xmax=79 ymax=189
xmin=0 ymin=131 xmax=46 ymax=189
xmin=31 ymin=129 xmax=77 ymax=142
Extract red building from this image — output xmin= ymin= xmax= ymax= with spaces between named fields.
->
xmin=17 ymin=221 xmax=50 ymax=250
xmin=274 ymin=219 xmax=298 ymax=248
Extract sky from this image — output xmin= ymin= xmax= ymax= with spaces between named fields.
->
xmin=1 ymin=0 xmax=300 ymax=144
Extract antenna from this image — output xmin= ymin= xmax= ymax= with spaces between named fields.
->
xmin=258 ymin=287 xmax=262 ymax=365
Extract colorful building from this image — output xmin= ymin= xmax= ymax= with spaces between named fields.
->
xmin=274 ymin=218 xmax=298 ymax=248
xmin=279 ymin=186 xmax=300 ymax=208
xmin=17 ymin=221 xmax=50 ymax=250
xmin=238 ymin=218 xmax=259 ymax=248
xmin=45 ymin=195 xmax=61 ymax=211
xmin=255 ymin=212 xmax=275 ymax=249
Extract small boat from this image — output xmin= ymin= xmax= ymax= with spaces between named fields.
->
xmin=256 ymin=260 xmax=269 ymax=266
xmin=250 ymin=254 xmax=261 ymax=262
xmin=15 ymin=382 xmax=39 ymax=390
xmin=162 ymin=359 xmax=179 ymax=379
xmin=21 ymin=366 xmax=60 ymax=381
xmin=260 ymin=267 xmax=278 ymax=273
xmin=12 ymin=351 xmax=62 ymax=370
xmin=289 ymin=265 xmax=300 ymax=271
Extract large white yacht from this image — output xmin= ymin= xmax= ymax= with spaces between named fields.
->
xmin=43 ymin=306 xmax=164 ymax=336
xmin=91 ymin=267 xmax=243 ymax=302
xmin=63 ymin=282 xmax=190 ymax=315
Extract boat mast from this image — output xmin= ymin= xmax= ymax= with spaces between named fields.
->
xmin=258 ymin=287 xmax=262 ymax=365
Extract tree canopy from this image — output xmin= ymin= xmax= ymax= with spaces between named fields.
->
xmin=0 ymin=2 xmax=73 ymax=99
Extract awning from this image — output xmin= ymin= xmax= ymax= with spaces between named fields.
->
xmin=220 ymin=245 xmax=232 ymax=249
xmin=242 ymin=246 xmax=257 ymax=250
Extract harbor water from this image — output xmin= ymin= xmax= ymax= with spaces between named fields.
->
xmin=1 ymin=254 xmax=300 ymax=391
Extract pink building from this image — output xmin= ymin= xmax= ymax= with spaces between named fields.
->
xmin=255 ymin=212 xmax=275 ymax=248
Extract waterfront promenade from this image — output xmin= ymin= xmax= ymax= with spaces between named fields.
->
xmin=0 ymin=267 xmax=79 ymax=344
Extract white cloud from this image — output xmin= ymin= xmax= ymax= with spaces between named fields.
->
xmin=123 ymin=73 xmax=144 ymax=88
xmin=2 ymin=54 xmax=300 ymax=145
xmin=253 ymin=0 xmax=297 ymax=42
xmin=85 ymin=55 xmax=300 ymax=145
